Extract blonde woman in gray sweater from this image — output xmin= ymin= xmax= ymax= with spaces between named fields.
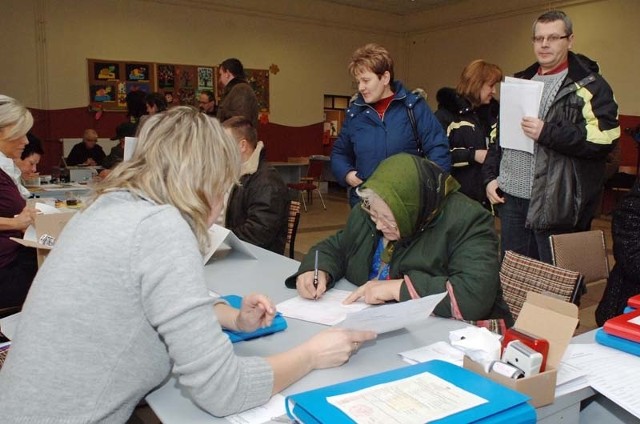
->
xmin=0 ymin=107 xmax=375 ymax=423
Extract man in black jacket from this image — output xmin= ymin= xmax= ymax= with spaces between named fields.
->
xmin=483 ymin=10 xmax=619 ymax=263
xmin=222 ymin=116 xmax=288 ymax=255
xmin=217 ymin=58 xmax=260 ymax=128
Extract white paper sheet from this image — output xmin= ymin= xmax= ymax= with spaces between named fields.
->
xmin=337 ymin=292 xmax=447 ymax=334
xmin=327 ymin=372 xmax=487 ymax=424
xmin=203 ymin=224 xmax=257 ymax=264
xmin=276 ymin=289 xmax=370 ymax=326
xmin=227 ymin=394 xmax=287 ymax=424
xmin=399 ymin=341 xmax=466 ymax=366
xmin=123 ymin=137 xmax=138 ymax=161
xmin=499 ymin=77 xmax=544 ymax=154
xmin=563 ymin=343 xmax=640 ymax=417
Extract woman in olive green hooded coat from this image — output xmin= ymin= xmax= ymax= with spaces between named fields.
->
xmin=285 ymin=153 xmax=512 ymax=325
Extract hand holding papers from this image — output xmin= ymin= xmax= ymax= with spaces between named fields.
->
xmin=499 ymin=77 xmax=544 ymax=153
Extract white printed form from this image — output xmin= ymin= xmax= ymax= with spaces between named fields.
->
xmin=276 ymin=289 xmax=370 ymax=326
xmin=327 ymin=372 xmax=487 ymax=424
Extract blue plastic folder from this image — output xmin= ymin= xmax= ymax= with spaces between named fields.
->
xmin=285 ymin=360 xmax=535 ymax=424
xmin=221 ymin=295 xmax=287 ymax=343
xmin=595 ymin=328 xmax=640 ymax=356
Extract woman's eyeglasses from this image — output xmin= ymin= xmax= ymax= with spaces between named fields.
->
xmin=360 ymin=200 xmax=398 ymax=230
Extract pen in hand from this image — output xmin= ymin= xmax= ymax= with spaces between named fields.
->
xmin=313 ymin=250 xmax=319 ymax=299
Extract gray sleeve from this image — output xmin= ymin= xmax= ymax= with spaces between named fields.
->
xmin=132 ymin=209 xmax=273 ymax=416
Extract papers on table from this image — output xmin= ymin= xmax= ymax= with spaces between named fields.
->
xmin=337 ymin=292 xmax=447 ymax=334
xmin=203 ymin=224 xmax=257 ymax=264
xmin=227 ymin=394 xmax=287 ymax=424
xmin=563 ymin=343 xmax=640 ymax=418
xmin=276 ymin=289 xmax=370 ymax=326
xmin=327 ymin=372 xmax=487 ymax=424
xmin=399 ymin=341 xmax=466 ymax=366
xmin=499 ymin=77 xmax=544 ymax=154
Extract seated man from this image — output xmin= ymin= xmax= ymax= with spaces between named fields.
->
xmin=101 ymin=122 xmax=137 ymax=171
xmin=286 ymin=153 xmax=513 ymax=326
xmin=222 ymin=116 xmax=289 ymax=255
xmin=67 ymin=129 xmax=105 ymax=166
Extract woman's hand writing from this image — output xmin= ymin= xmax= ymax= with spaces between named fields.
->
xmin=296 ymin=270 xmax=329 ymax=300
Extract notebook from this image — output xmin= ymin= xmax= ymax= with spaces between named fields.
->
xmin=595 ymin=328 xmax=640 ymax=356
xmin=221 ymin=295 xmax=287 ymax=343
xmin=285 ymin=360 xmax=535 ymax=424
xmin=603 ymin=309 xmax=640 ymax=343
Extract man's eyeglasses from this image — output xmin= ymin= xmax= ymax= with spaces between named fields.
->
xmin=360 ymin=200 xmax=398 ymax=230
xmin=532 ymin=34 xmax=570 ymax=44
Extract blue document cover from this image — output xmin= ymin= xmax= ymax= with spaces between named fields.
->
xmin=596 ymin=328 xmax=640 ymax=356
xmin=285 ymin=360 xmax=535 ymax=424
xmin=221 ymin=295 xmax=287 ymax=343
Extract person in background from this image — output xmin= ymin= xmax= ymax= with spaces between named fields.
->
xmin=125 ymin=90 xmax=147 ymax=127
xmin=0 ymin=95 xmax=38 ymax=309
xmin=596 ymin=177 xmax=640 ymax=325
xmin=198 ymin=90 xmax=216 ymax=116
xmin=222 ymin=116 xmax=289 ymax=254
xmin=14 ymin=133 xmax=44 ymax=198
xmin=330 ymin=43 xmax=451 ymax=207
xmin=483 ymin=10 xmax=619 ymax=263
xmin=437 ymin=60 xmax=503 ymax=208
xmin=66 ymin=128 xmax=105 ymax=166
xmin=217 ymin=58 xmax=259 ymax=128
xmin=100 ymin=121 xmax=138 ymax=176
xmin=145 ymin=92 xmax=168 ymax=115
xmin=287 ymin=153 xmax=512 ymax=327
xmin=0 ymin=106 xmax=376 ymax=422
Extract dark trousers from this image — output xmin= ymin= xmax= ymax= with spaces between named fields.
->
xmin=496 ymin=193 xmax=555 ymax=264
xmin=0 ymin=246 xmax=37 ymax=308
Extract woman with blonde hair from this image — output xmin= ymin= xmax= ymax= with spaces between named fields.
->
xmin=0 ymin=106 xmax=375 ymax=422
xmin=0 ymin=94 xmax=38 ymax=309
xmin=437 ymin=59 xmax=503 ymax=208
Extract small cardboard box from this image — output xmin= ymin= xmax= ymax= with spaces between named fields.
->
xmin=10 ymin=212 xmax=75 ymax=266
xmin=464 ymin=291 xmax=579 ymax=407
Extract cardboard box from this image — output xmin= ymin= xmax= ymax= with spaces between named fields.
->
xmin=464 ymin=292 xmax=579 ymax=407
xmin=10 ymin=212 xmax=75 ymax=266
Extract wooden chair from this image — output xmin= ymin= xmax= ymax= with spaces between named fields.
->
xmin=287 ymin=159 xmax=327 ymax=212
xmin=500 ymin=251 xmax=583 ymax=321
xmin=286 ymin=201 xmax=301 ymax=259
xmin=549 ymin=230 xmax=610 ymax=288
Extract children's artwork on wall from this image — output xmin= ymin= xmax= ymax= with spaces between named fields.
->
xmin=176 ymin=65 xmax=196 ymax=88
xmin=176 ymin=87 xmax=197 ymax=107
xmin=126 ymin=82 xmax=151 ymax=94
xmin=93 ymin=62 xmax=119 ymax=80
xmin=158 ymin=64 xmax=175 ymax=88
xmin=246 ymin=68 xmax=270 ymax=112
xmin=117 ymin=82 xmax=127 ymax=107
xmin=198 ymin=67 xmax=213 ymax=88
xmin=126 ymin=63 xmax=150 ymax=81
xmin=91 ymin=84 xmax=116 ymax=102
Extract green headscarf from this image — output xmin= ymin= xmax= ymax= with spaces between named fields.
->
xmin=361 ymin=153 xmax=459 ymax=239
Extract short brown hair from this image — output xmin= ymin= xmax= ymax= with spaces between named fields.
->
xmin=456 ymin=60 xmax=503 ymax=107
xmin=348 ymin=43 xmax=394 ymax=83
xmin=222 ymin=116 xmax=257 ymax=149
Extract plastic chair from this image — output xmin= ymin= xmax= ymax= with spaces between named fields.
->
xmin=549 ymin=230 xmax=610 ymax=288
xmin=287 ymin=159 xmax=327 ymax=211
xmin=500 ymin=251 xmax=583 ymax=321
xmin=286 ymin=201 xmax=301 ymax=259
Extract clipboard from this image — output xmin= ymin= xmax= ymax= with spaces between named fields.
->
xmin=203 ymin=224 xmax=257 ymax=264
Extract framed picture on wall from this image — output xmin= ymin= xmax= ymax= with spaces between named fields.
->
xmin=198 ymin=67 xmax=213 ymax=88
xmin=157 ymin=64 xmax=175 ymax=88
xmin=125 ymin=63 xmax=150 ymax=81
xmin=93 ymin=62 xmax=119 ymax=80
xmin=245 ymin=68 xmax=269 ymax=112
xmin=88 ymin=59 xmax=156 ymax=111
xmin=90 ymin=84 xmax=117 ymax=102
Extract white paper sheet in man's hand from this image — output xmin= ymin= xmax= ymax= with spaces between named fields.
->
xmin=337 ymin=292 xmax=447 ymax=334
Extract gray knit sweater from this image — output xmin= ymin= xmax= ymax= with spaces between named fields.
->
xmin=0 ymin=191 xmax=273 ymax=423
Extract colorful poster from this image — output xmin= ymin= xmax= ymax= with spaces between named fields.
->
xmin=198 ymin=67 xmax=213 ymax=88
xmin=91 ymin=84 xmax=116 ymax=102
xmin=158 ymin=64 xmax=175 ymax=88
xmin=126 ymin=63 xmax=150 ymax=81
xmin=93 ymin=62 xmax=119 ymax=80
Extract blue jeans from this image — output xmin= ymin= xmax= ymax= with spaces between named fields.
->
xmin=496 ymin=193 xmax=553 ymax=264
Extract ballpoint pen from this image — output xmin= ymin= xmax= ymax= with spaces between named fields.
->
xmin=313 ymin=249 xmax=319 ymax=296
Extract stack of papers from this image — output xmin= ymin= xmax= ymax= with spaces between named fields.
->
xmin=499 ymin=77 xmax=544 ymax=154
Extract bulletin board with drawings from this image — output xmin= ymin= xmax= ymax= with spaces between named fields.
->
xmin=88 ymin=59 xmax=269 ymax=112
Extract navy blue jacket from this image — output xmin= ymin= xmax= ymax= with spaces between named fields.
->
xmin=331 ymin=81 xmax=451 ymax=205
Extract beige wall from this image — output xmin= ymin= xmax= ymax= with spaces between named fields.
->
xmin=407 ymin=0 xmax=640 ymax=115
xmin=0 ymin=0 xmax=637 ymax=126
